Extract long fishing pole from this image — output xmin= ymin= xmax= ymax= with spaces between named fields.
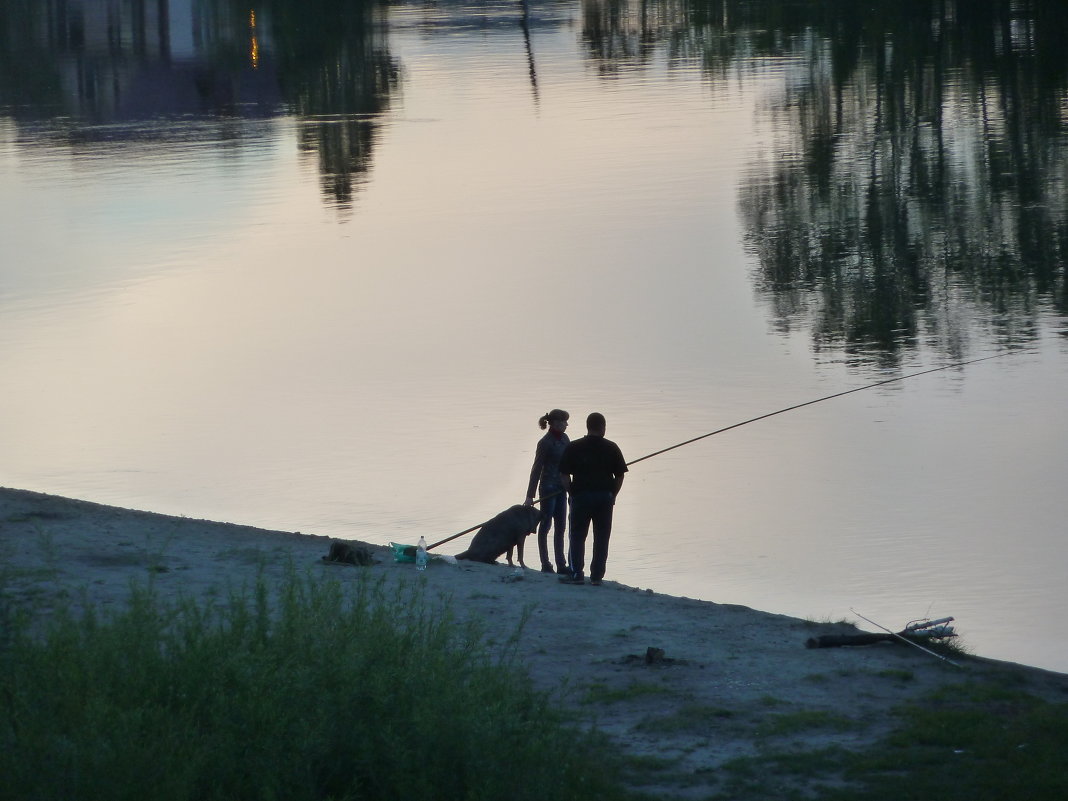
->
xmin=625 ymin=352 xmax=1011 ymax=468
xmin=427 ymin=351 xmax=1013 ymax=551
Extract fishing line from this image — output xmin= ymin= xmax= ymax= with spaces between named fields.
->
xmin=427 ymin=350 xmax=1015 ymax=551
xmin=625 ymin=352 xmax=1014 ymax=468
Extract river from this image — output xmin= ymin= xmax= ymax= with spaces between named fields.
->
xmin=2 ymin=0 xmax=1067 ymax=672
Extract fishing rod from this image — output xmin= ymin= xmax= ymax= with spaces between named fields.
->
xmin=851 ymin=609 xmax=962 ymax=667
xmin=625 ymin=352 xmax=1012 ymax=468
xmin=426 ymin=351 xmax=1014 ymax=551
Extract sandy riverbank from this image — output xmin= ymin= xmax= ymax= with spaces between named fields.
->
xmin=3 ymin=486 xmax=1067 ymax=798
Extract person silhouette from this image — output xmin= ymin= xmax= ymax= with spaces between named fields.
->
xmin=558 ymin=412 xmax=627 ymax=586
xmin=524 ymin=409 xmax=570 ymax=574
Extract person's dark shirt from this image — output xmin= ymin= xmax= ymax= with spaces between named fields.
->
xmin=527 ymin=430 xmax=570 ymax=497
xmin=559 ymin=434 xmax=627 ymax=494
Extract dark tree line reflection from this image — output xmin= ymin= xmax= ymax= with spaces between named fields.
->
xmin=267 ymin=0 xmax=398 ymax=208
xmin=4 ymin=1 xmax=1065 ymax=356
xmin=579 ymin=0 xmax=1068 ymax=362
xmin=581 ymin=0 xmax=667 ymax=74
xmin=0 ymin=0 xmax=398 ymax=210
xmin=728 ymin=0 xmax=1068 ymax=362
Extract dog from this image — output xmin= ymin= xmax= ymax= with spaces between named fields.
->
xmin=455 ymin=504 xmax=542 ymax=568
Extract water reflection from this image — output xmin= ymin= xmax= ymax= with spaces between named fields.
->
xmin=0 ymin=0 xmax=398 ymax=210
xmin=726 ymin=0 xmax=1068 ymax=363
xmin=581 ymin=0 xmax=662 ymax=73
xmin=0 ymin=0 xmax=280 ymax=119
xmin=4 ymin=0 xmax=1068 ymax=674
xmin=565 ymin=0 xmax=1068 ymax=362
xmin=3 ymin=0 xmax=1066 ymax=350
xmin=270 ymin=0 xmax=397 ymax=208
xmin=519 ymin=0 xmax=540 ymax=105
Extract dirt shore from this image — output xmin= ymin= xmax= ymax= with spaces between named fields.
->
xmin=4 ymin=486 xmax=1067 ymax=798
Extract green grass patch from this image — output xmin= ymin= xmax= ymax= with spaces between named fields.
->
xmin=715 ymin=746 xmax=857 ymax=800
xmin=822 ymin=683 xmax=1068 ymax=801
xmin=635 ymin=703 xmax=736 ymax=734
xmin=584 ymin=679 xmax=675 ymax=705
xmin=709 ymin=680 xmax=1068 ymax=801
xmin=0 ymin=572 xmax=638 ymax=801
xmin=754 ymin=709 xmax=860 ymax=739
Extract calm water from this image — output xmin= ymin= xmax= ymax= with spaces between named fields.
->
xmin=3 ymin=0 xmax=1068 ymax=671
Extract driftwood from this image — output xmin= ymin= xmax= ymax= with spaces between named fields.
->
xmin=806 ymin=618 xmax=956 ymax=651
xmin=806 ymin=632 xmax=897 ymax=649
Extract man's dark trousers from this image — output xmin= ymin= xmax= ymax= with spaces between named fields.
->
xmin=567 ymin=490 xmax=615 ymax=581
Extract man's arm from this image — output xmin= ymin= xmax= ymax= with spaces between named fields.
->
xmin=612 ymin=443 xmax=628 ymax=497
xmin=558 ymin=444 xmax=573 ymax=493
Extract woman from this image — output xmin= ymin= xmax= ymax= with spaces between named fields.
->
xmin=525 ymin=409 xmax=571 ymax=574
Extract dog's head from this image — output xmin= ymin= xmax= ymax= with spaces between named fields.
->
xmin=509 ymin=503 xmax=544 ymax=534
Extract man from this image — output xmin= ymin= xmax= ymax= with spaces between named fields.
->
xmin=558 ymin=412 xmax=627 ymax=586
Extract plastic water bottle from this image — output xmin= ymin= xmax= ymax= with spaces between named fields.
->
xmin=415 ymin=536 xmax=428 ymax=571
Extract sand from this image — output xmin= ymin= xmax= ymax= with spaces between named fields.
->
xmin=3 ymin=486 xmax=1067 ymax=798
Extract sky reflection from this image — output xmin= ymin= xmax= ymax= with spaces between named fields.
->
xmin=2 ymin=0 xmax=1068 ymax=673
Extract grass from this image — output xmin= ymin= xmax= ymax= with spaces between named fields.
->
xmin=4 ymin=557 xmax=1068 ymax=801
xmin=753 ymin=709 xmax=859 ymax=739
xmin=635 ymin=703 xmax=736 ymax=734
xmin=583 ymin=679 xmax=676 ymax=705
xmin=707 ymin=679 xmax=1068 ymax=801
xmin=822 ymin=681 xmax=1068 ymax=801
xmin=0 ymin=572 xmax=639 ymax=801
xmin=581 ymin=661 xmax=1068 ymax=800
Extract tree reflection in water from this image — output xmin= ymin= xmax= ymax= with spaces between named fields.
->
xmin=726 ymin=0 xmax=1068 ymax=363
xmin=576 ymin=0 xmax=1067 ymax=361
xmin=0 ymin=0 xmax=400 ymax=213
xmin=4 ymin=0 xmax=1064 ymax=358
xmin=269 ymin=0 xmax=398 ymax=210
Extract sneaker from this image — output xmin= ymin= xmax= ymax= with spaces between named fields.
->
xmin=589 ymin=579 xmax=602 ymax=586
xmin=558 ymin=574 xmax=585 ymax=585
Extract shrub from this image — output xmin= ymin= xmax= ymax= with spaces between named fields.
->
xmin=0 ymin=573 xmax=629 ymax=801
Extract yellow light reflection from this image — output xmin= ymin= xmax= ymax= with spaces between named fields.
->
xmin=249 ymin=10 xmax=259 ymax=69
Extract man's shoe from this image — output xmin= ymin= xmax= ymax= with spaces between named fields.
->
xmin=541 ymin=563 xmax=555 ymax=573
xmin=558 ymin=574 xmax=585 ymax=585
xmin=589 ymin=579 xmax=602 ymax=586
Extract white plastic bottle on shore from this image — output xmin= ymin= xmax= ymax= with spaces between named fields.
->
xmin=415 ymin=536 xmax=428 ymax=571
